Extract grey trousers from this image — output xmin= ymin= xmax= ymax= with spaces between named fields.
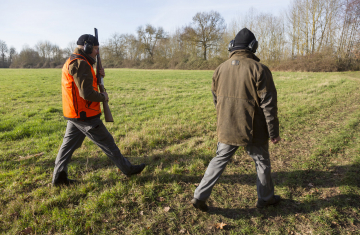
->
xmin=52 ymin=118 xmax=133 ymax=183
xmin=194 ymin=142 xmax=274 ymax=202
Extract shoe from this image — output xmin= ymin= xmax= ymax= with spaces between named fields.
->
xmin=126 ymin=163 xmax=146 ymax=177
xmin=256 ymin=195 xmax=281 ymax=208
xmin=52 ymin=171 xmax=78 ymax=186
xmin=191 ymin=198 xmax=209 ymax=212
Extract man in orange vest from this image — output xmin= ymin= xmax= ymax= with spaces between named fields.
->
xmin=52 ymin=34 xmax=146 ymax=186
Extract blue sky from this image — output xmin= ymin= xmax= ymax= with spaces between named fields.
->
xmin=0 ymin=0 xmax=290 ymax=52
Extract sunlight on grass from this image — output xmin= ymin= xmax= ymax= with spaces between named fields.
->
xmin=0 ymin=69 xmax=360 ymax=234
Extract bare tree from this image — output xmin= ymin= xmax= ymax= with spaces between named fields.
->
xmin=63 ymin=41 xmax=77 ymax=58
xmin=124 ymin=34 xmax=142 ymax=61
xmin=338 ymin=0 xmax=360 ymax=63
xmin=181 ymin=11 xmax=226 ymax=60
xmin=35 ymin=41 xmax=46 ymax=59
xmin=9 ymin=47 xmax=16 ymax=65
xmin=102 ymin=33 xmax=128 ymax=62
xmin=137 ymin=24 xmax=167 ymax=62
xmin=286 ymin=0 xmax=345 ymax=56
xmin=0 ymin=40 xmax=8 ymax=67
xmin=101 ymin=33 xmax=127 ymax=66
xmin=228 ymin=9 xmax=287 ymax=64
xmin=51 ymin=45 xmax=63 ymax=66
xmin=43 ymin=41 xmax=53 ymax=60
xmin=35 ymin=41 xmax=55 ymax=61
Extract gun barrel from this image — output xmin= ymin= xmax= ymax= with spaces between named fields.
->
xmin=94 ymin=28 xmax=114 ymax=122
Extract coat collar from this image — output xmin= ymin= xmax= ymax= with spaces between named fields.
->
xmin=229 ymin=49 xmax=260 ymax=62
xmin=73 ymin=48 xmax=96 ymax=65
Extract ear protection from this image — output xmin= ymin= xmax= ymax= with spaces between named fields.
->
xmin=228 ymin=40 xmax=236 ymax=52
xmin=248 ymin=39 xmax=258 ymax=53
xmin=84 ymin=35 xmax=95 ymax=54
xmin=228 ymin=39 xmax=258 ymax=53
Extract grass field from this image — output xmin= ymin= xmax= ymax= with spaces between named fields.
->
xmin=0 ymin=68 xmax=360 ymax=234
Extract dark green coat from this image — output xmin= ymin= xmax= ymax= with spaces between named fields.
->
xmin=211 ymin=50 xmax=279 ymax=146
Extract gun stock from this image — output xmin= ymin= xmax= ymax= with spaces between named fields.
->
xmin=95 ymin=28 xmax=114 ymax=122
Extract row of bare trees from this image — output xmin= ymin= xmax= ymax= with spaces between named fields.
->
xmin=226 ymin=0 xmax=359 ymax=71
xmin=1 ymin=0 xmax=359 ymax=71
xmin=0 ymin=40 xmax=67 ymax=68
xmin=0 ymin=40 xmax=16 ymax=68
xmin=99 ymin=11 xmax=226 ymax=69
xmin=286 ymin=0 xmax=359 ymax=59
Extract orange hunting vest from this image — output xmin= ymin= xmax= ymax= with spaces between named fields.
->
xmin=62 ymin=54 xmax=101 ymax=120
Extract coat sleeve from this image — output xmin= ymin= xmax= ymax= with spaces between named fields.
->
xmin=69 ymin=60 xmax=105 ymax=102
xmin=256 ymin=66 xmax=279 ymax=139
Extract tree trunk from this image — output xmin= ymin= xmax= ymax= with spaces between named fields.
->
xmin=203 ymin=44 xmax=207 ymax=60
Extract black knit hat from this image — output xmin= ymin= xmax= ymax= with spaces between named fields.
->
xmin=77 ymin=34 xmax=99 ymax=46
xmin=232 ymin=28 xmax=256 ymax=50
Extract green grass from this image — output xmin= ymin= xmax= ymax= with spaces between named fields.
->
xmin=1 ymin=68 xmax=360 ymax=234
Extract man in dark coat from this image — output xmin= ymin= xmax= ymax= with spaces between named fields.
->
xmin=191 ymin=28 xmax=281 ymax=211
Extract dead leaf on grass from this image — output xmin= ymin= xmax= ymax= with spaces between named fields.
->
xmin=156 ymin=197 xmax=165 ymax=202
xmin=164 ymin=206 xmax=170 ymax=212
xmin=11 ymin=212 xmax=20 ymax=218
xmin=102 ymin=219 xmax=109 ymax=223
xmin=111 ymin=228 xmax=116 ymax=231
xmin=215 ymin=222 xmax=227 ymax=229
xmin=20 ymin=227 xmax=33 ymax=234
xmin=179 ymin=228 xmax=186 ymax=233
xmin=140 ymin=211 xmax=144 ymax=215
xmin=18 ymin=152 xmax=44 ymax=161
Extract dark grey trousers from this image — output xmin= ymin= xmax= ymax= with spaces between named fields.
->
xmin=194 ymin=142 xmax=274 ymax=202
xmin=52 ymin=118 xmax=133 ymax=183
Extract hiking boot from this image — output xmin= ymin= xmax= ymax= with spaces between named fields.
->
xmin=191 ymin=198 xmax=209 ymax=212
xmin=126 ymin=163 xmax=146 ymax=177
xmin=256 ymin=195 xmax=281 ymax=208
xmin=52 ymin=171 xmax=78 ymax=186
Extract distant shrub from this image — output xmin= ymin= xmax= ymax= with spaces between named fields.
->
xmin=272 ymin=52 xmax=359 ymax=72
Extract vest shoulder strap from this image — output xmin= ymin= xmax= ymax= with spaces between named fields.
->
xmin=70 ymin=54 xmax=87 ymax=61
xmin=68 ymin=54 xmax=92 ymax=67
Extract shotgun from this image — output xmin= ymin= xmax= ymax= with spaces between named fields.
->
xmin=94 ymin=28 xmax=114 ymax=122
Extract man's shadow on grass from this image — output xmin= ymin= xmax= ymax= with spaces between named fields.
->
xmin=21 ymin=151 xmax=360 ymax=224
xmin=60 ymin=152 xmax=360 ymax=193
xmin=134 ymin=155 xmax=360 ymax=188
xmin=29 ymin=151 xmax=360 ymax=191
xmin=133 ymin=156 xmax=360 ymax=222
